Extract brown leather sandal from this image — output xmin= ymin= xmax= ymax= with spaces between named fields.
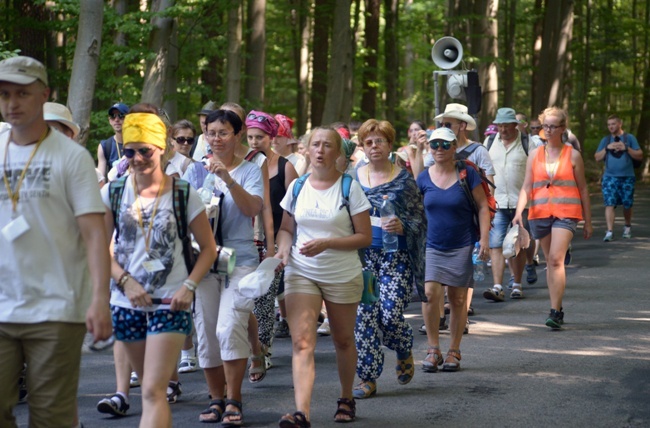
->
xmin=422 ymin=346 xmax=443 ymax=373
xmin=442 ymin=349 xmax=461 ymax=372
xmin=334 ymin=397 xmax=356 ymax=423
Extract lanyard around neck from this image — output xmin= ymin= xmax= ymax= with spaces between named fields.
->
xmin=133 ymin=174 xmax=166 ymax=255
xmin=3 ymin=128 xmax=50 ymax=214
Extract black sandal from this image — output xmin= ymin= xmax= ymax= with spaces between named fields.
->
xmin=279 ymin=411 xmax=311 ymax=428
xmin=221 ymin=399 xmax=243 ymax=427
xmin=199 ymin=399 xmax=225 ymax=423
xmin=334 ymin=397 xmax=356 ymax=423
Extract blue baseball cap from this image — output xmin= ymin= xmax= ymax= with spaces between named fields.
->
xmin=108 ymin=103 xmax=129 ymax=116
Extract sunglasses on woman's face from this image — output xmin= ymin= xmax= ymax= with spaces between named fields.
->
xmin=429 ymin=140 xmax=453 ymax=150
xmin=124 ymin=147 xmax=155 ymax=158
xmin=173 ymin=136 xmax=195 ymax=145
xmin=247 ymin=113 xmax=268 ymax=123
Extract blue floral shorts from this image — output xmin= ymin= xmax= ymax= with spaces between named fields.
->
xmin=111 ymin=305 xmax=193 ymax=342
xmin=601 ymin=176 xmax=635 ymax=209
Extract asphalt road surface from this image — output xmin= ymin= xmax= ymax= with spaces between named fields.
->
xmin=13 ymin=184 xmax=650 ymax=427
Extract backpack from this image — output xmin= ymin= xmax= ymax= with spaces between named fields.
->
xmin=455 ymin=159 xmax=497 ymax=234
xmin=606 ymin=133 xmax=642 ymax=169
xmin=487 ymin=133 xmax=529 ymax=155
xmin=455 ymin=142 xmax=484 ymax=161
xmin=109 ymin=176 xmax=197 ymax=274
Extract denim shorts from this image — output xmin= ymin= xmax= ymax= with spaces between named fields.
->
xmin=601 ymin=176 xmax=635 ymax=209
xmin=528 ymin=217 xmax=578 ymax=240
xmin=489 ymin=209 xmax=531 ymax=249
xmin=111 ymin=305 xmax=193 ymax=342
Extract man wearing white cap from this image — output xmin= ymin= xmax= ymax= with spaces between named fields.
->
xmin=0 ymin=56 xmax=111 ymax=427
xmin=482 ymin=107 xmax=535 ymax=303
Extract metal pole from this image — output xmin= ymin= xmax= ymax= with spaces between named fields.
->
xmin=433 ymin=71 xmax=440 ymax=126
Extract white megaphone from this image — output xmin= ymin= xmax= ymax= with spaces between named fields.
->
xmin=431 ymin=37 xmax=463 ymax=70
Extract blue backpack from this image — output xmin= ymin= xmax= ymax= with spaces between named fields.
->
xmin=290 ymin=173 xmax=354 ymax=218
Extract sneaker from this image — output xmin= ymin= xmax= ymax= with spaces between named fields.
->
xmin=352 ymin=380 xmax=377 ymax=399
xmin=167 ymin=381 xmax=182 ymax=404
xmin=129 ymin=371 xmax=140 ymax=388
xmin=418 ymin=323 xmax=426 ymax=335
xmin=510 ymin=287 xmax=524 ymax=299
xmin=439 ymin=316 xmax=448 ymax=331
xmin=564 ymin=245 xmax=572 ymax=266
xmin=545 ymin=309 xmax=564 ymax=329
xmin=533 ymin=254 xmax=540 ymax=266
xmin=483 ymin=287 xmax=504 ymax=302
xmin=317 ymin=318 xmax=331 ymax=336
xmin=603 ymin=231 xmax=614 ymax=242
xmin=178 ymin=354 xmax=198 ymax=374
xmin=507 ymin=276 xmax=515 ymax=290
xmin=623 ymin=227 xmax=632 ymax=239
xmin=17 ymin=367 xmax=27 ymax=404
xmin=97 ymin=393 xmax=129 ymax=417
xmin=526 ymin=264 xmax=538 ymax=284
xmin=274 ymin=319 xmax=290 ymax=338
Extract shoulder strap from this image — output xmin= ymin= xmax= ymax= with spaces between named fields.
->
xmin=108 ymin=176 xmax=128 ymax=241
xmin=339 ymin=173 xmax=353 ymax=214
xmin=290 ymin=173 xmax=310 ymax=213
xmin=277 ymin=156 xmax=287 ymax=188
xmin=456 ymin=142 xmax=481 ymax=160
xmin=172 ymin=177 xmax=191 ymax=240
xmin=245 ymin=149 xmax=265 ymax=162
xmin=486 ymin=134 xmax=496 ymax=152
xmin=521 ymin=134 xmax=529 ymax=155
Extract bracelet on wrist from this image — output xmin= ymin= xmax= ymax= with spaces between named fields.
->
xmin=183 ymin=279 xmax=198 ymax=292
xmin=226 ymin=180 xmax=236 ymax=189
xmin=116 ymin=271 xmax=130 ymax=292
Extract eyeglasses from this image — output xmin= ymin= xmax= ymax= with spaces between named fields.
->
xmin=109 ymin=113 xmax=125 ymax=120
xmin=247 ymin=113 xmax=268 ymax=123
xmin=363 ymin=138 xmax=388 ymax=147
xmin=124 ymin=147 xmax=155 ymax=158
xmin=173 ymin=136 xmax=195 ymax=145
xmin=429 ymin=140 xmax=453 ymax=150
xmin=542 ymin=124 xmax=564 ymax=132
xmin=206 ymin=131 xmax=234 ymax=140
xmin=529 ymin=126 xmax=542 ymax=130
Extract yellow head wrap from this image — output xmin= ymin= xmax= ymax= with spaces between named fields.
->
xmin=123 ymin=113 xmax=167 ymax=149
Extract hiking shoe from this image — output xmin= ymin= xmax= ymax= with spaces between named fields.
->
xmin=97 ymin=394 xmax=129 ymax=417
xmin=178 ymin=354 xmax=198 ymax=373
xmin=167 ymin=381 xmax=182 ymax=404
xmin=603 ymin=231 xmax=614 ymax=242
xmin=564 ymin=245 xmax=572 ymax=266
xmin=18 ymin=368 xmax=27 ymax=404
xmin=533 ymin=254 xmax=540 ymax=266
xmin=317 ymin=318 xmax=331 ymax=336
xmin=418 ymin=323 xmax=426 ymax=334
xmin=526 ymin=264 xmax=538 ymax=284
xmin=483 ymin=287 xmax=504 ymax=302
xmin=129 ymin=371 xmax=140 ymax=388
xmin=274 ymin=319 xmax=290 ymax=338
xmin=623 ymin=227 xmax=632 ymax=239
xmin=510 ymin=287 xmax=524 ymax=299
xmin=418 ymin=316 xmax=448 ymax=334
xmin=545 ymin=309 xmax=564 ymax=330
xmin=352 ymin=380 xmax=377 ymax=399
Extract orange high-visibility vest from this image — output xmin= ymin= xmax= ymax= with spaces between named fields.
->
xmin=529 ymin=145 xmax=583 ymax=221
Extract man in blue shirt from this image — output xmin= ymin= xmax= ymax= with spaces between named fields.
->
xmin=594 ymin=114 xmax=643 ymax=241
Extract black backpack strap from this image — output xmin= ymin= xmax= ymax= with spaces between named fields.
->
xmin=521 ymin=134 xmax=529 ymax=155
xmin=108 ymin=176 xmax=128 ymax=241
xmin=456 ymin=143 xmax=481 ymax=161
xmin=171 ymin=177 xmax=196 ymax=275
xmin=486 ymin=134 xmax=496 ymax=152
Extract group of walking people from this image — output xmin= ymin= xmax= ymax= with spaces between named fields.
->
xmin=1 ymin=55 xmax=597 ymax=428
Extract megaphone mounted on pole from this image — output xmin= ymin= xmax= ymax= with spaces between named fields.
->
xmin=431 ymin=37 xmax=464 ymax=70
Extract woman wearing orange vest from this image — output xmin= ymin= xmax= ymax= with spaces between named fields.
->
xmin=513 ymin=107 xmax=592 ymax=329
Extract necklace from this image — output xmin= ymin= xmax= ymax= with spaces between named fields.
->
xmin=544 ymin=146 xmax=562 ymax=180
xmin=133 ymin=174 xmax=166 ymax=256
xmin=367 ymin=162 xmax=394 ymax=187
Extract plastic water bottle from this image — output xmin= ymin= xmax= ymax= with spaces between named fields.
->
xmin=380 ymin=195 xmax=398 ymax=253
xmin=198 ymin=173 xmax=216 ymax=204
xmin=472 ymin=242 xmax=485 ymax=282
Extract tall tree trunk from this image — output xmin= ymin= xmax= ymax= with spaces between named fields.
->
xmin=576 ymin=0 xmax=591 ymax=145
xmin=310 ymin=0 xmax=333 ymax=126
xmin=321 ymin=0 xmax=352 ymax=124
xmin=360 ymin=0 xmax=380 ymax=119
xmin=141 ymin=0 xmax=175 ymax=106
xmin=341 ymin=0 xmax=362 ymax=122
xmin=502 ymin=0 xmax=516 ymax=109
xmin=471 ymin=0 xmax=499 ymax=132
xmin=291 ymin=0 xmax=310 ymax=135
xmin=68 ymin=0 xmax=104 ymax=147
xmin=384 ymin=0 xmax=399 ymax=125
xmin=635 ymin=0 xmax=650 ymax=178
xmin=245 ymin=0 xmax=266 ymax=108
xmin=203 ymin=8 xmax=224 ymax=106
xmin=163 ymin=20 xmax=179 ymax=121
xmin=226 ymin=0 xmax=243 ymax=103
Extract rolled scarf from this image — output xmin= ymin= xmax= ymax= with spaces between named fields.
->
xmin=123 ymin=113 xmax=167 ymax=149
xmin=246 ymin=110 xmax=279 ymax=138
xmin=341 ymin=138 xmax=356 ymax=161
xmin=275 ymin=114 xmax=295 ymax=140
xmin=362 ymin=168 xmax=428 ymax=300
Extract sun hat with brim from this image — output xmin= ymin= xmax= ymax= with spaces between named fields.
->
xmin=43 ymin=102 xmax=80 ymax=139
xmin=493 ymin=107 xmax=518 ymax=124
xmin=197 ymin=100 xmax=218 ymax=116
xmin=433 ymin=103 xmax=476 ymax=131
xmin=427 ymin=127 xmax=457 ymax=143
xmin=0 ymin=56 xmax=48 ymax=86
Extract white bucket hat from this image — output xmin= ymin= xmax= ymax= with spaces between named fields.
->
xmin=43 ymin=102 xmax=80 ymax=139
xmin=434 ymin=103 xmax=477 ymax=131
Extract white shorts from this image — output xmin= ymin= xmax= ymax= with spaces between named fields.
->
xmin=216 ymin=265 xmax=256 ymax=361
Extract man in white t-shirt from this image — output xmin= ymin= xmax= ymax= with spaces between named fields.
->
xmin=0 ymin=56 xmax=111 ymax=427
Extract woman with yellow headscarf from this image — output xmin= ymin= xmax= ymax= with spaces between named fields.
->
xmin=99 ymin=104 xmax=217 ymax=427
